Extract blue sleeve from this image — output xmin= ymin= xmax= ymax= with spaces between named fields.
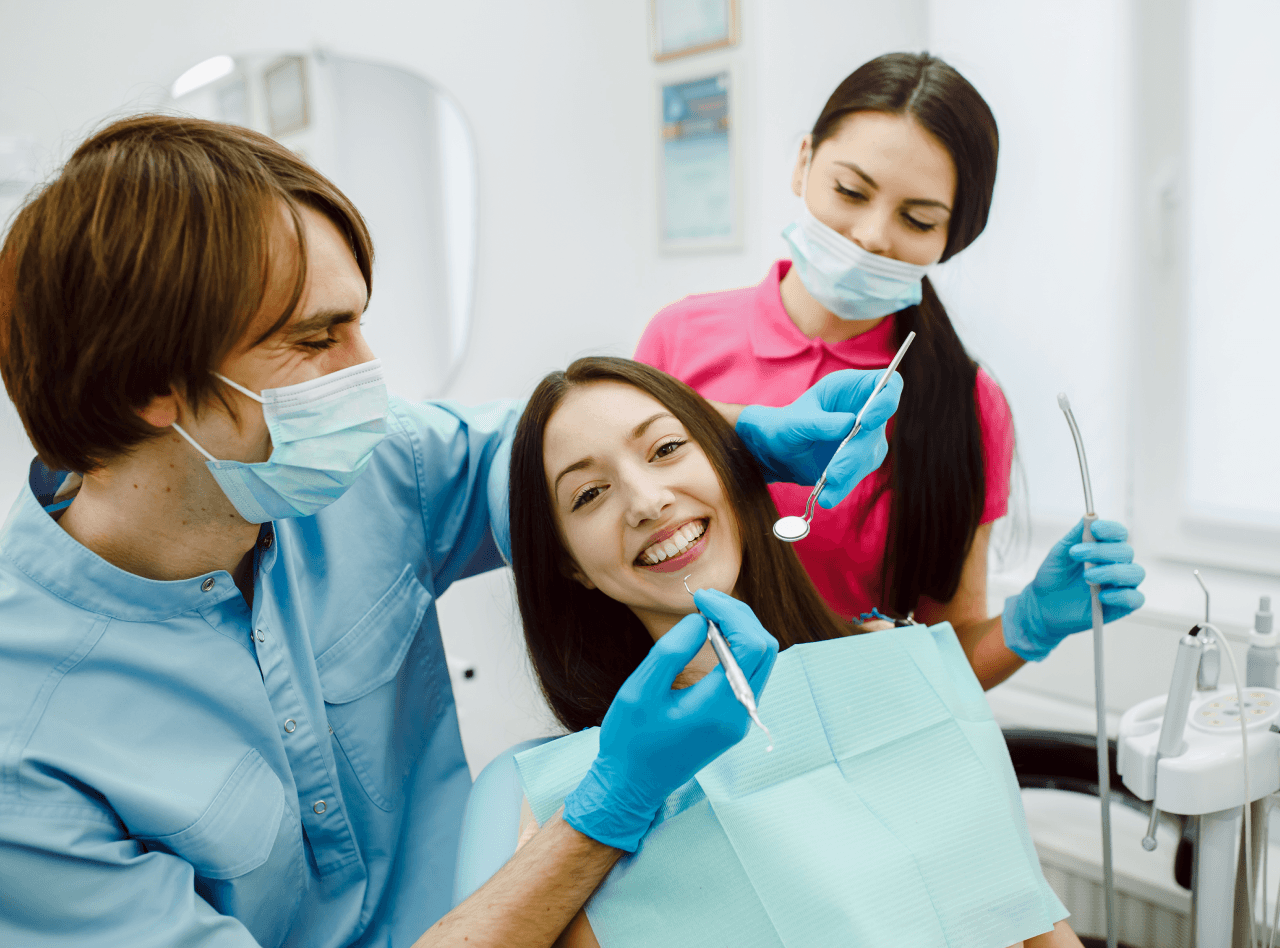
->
xmin=390 ymin=398 xmax=520 ymax=591
xmin=0 ymin=806 xmax=260 ymax=947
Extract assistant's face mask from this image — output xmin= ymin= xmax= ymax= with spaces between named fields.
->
xmin=781 ymin=156 xmax=934 ymax=321
xmin=172 ymin=359 xmax=389 ymax=523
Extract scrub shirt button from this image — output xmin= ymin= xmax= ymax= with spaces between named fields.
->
xmin=201 ymin=577 xmax=216 ymax=592
xmin=283 ymin=719 xmax=297 ymax=734
xmin=328 ymin=725 xmax=334 ymax=734
xmin=256 ymin=629 xmax=266 ymax=643
xmin=313 ymin=800 xmax=327 ymax=815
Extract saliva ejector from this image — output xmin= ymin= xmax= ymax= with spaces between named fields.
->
xmin=1058 ymin=392 xmax=1118 ymax=948
xmin=773 ymin=331 xmax=916 ymax=543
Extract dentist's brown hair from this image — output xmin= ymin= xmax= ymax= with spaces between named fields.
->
xmin=510 ymin=357 xmax=853 ymax=734
xmin=0 ymin=114 xmax=373 ymax=474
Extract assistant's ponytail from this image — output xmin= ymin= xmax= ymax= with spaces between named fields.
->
xmin=810 ymin=52 xmax=1001 ymax=615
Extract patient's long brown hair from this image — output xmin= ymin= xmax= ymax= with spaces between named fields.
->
xmin=510 ymin=357 xmax=852 ymax=733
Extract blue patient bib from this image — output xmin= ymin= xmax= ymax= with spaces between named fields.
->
xmin=516 ymin=623 xmax=1067 ymax=948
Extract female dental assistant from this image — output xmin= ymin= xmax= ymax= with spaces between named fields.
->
xmin=636 ymin=52 xmax=1146 ymax=687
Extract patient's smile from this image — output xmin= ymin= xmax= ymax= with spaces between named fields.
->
xmin=637 ymin=517 xmax=708 ymax=568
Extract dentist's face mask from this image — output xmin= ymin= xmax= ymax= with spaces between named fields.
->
xmin=172 ymin=360 xmax=389 ymax=523
xmin=781 ymin=156 xmax=935 ymax=321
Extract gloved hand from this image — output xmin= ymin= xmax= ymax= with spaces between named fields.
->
xmin=563 ymin=589 xmax=778 ymax=851
xmin=1002 ymin=518 xmax=1146 ymax=662
xmin=735 ymin=369 xmax=903 ymax=508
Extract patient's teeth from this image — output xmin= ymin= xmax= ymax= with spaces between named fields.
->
xmin=638 ymin=520 xmax=711 ymax=566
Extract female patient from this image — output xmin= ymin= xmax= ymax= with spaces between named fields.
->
xmin=508 ymin=356 xmax=1081 ymax=948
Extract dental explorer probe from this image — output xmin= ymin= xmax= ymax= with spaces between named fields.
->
xmin=683 ymin=575 xmax=773 ymax=751
xmin=773 ymin=331 xmax=916 ymax=543
xmin=1057 ymin=393 xmax=1116 ymax=948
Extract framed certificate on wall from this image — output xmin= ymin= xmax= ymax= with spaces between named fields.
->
xmin=657 ymin=68 xmax=741 ymax=253
xmin=651 ymin=0 xmax=739 ymax=62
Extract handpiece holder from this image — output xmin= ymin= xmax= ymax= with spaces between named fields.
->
xmin=1137 ymin=628 xmax=1204 ymax=850
xmin=1118 ymin=671 xmax=1280 ymax=817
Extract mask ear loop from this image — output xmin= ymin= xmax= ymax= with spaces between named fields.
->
xmin=213 ymin=373 xmax=267 ymax=404
xmin=170 ymin=373 xmax=266 ymax=463
xmin=170 ymin=422 xmax=218 ymax=463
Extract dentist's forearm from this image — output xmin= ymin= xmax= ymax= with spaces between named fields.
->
xmin=413 ymin=814 xmax=621 ymax=948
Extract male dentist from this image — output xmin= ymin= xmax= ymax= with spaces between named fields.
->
xmin=0 ymin=115 xmax=899 ymax=948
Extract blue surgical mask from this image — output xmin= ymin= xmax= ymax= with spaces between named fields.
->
xmin=781 ymin=158 xmax=933 ymax=321
xmin=172 ymin=360 xmax=389 ymax=523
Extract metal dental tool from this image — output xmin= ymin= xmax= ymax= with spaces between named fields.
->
xmin=683 ymin=575 xmax=773 ymax=751
xmin=1058 ymin=393 xmax=1116 ymax=948
xmin=773 ymin=331 xmax=916 ymax=543
xmin=1141 ymin=626 xmax=1204 ymax=852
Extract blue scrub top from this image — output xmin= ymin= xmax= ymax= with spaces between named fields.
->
xmin=0 ymin=397 xmax=518 ymax=948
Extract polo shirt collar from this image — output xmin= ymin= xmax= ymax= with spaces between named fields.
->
xmin=0 ymin=458 xmax=243 ymax=621
xmin=748 ymin=259 xmax=900 ymax=368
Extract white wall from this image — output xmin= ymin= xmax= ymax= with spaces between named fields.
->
xmin=927 ymin=1 xmax=1135 ymax=530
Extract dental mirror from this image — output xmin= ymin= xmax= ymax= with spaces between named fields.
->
xmin=772 ymin=515 xmax=811 ymax=542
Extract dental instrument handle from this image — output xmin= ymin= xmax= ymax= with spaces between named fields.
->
xmin=798 ymin=332 xmax=916 ymax=521
xmin=1143 ymin=629 xmax=1205 ymax=850
xmin=705 ymin=619 xmax=773 ymax=749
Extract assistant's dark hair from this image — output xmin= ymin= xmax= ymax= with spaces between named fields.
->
xmin=811 ymin=52 xmax=1000 ymax=615
xmin=511 ymin=357 xmax=851 ymax=733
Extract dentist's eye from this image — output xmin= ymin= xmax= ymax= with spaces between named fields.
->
xmin=653 ymin=439 xmax=686 ymax=459
xmin=902 ymin=213 xmax=937 ymax=232
xmin=835 ymin=183 xmax=867 ymax=202
xmin=572 ymin=485 xmax=603 ymax=511
xmin=299 ymin=335 xmax=339 ymax=350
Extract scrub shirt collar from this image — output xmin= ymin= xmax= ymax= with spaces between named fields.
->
xmin=748 ymin=259 xmax=900 ymax=367
xmin=0 ymin=458 xmax=254 ymax=621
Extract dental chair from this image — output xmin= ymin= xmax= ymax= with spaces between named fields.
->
xmin=452 ymin=737 xmax=557 ymax=907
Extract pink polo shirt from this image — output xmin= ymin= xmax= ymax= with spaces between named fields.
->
xmin=635 ymin=260 xmax=1014 ymax=620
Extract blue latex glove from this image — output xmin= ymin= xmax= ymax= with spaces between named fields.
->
xmin=734 ymin=369 xmax=903 ymax=508
xmin=563 ymin=589 xmax=778 ymax=851
xmin=1002 ymin=519 xmax=1146 ymax=662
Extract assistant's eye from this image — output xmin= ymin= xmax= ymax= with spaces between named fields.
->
xmin=571 ymin=485 xmax=603 ymax=511
xmin=653 ymin=439 xmax=686 ymax=460
xmin=834 ymin=183 xmax=867 ymax=202
xmin=902 ymin=213 xmax=937 ymax=233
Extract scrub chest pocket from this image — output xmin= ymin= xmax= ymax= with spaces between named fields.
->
xmin=135 ymin=748 xmax=308 ymax=947
xmin=316 ymin=564 xmax=435 ymax=811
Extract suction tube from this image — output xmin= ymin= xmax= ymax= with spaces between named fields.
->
xmin=1058 ymin=393 xmax=1115 ymax=948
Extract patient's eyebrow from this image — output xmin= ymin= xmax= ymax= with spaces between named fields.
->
xmin=553 ymin=458 xmax=595 ymax=498
xmin=631 ymin=412 xmax=674 ymax=440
